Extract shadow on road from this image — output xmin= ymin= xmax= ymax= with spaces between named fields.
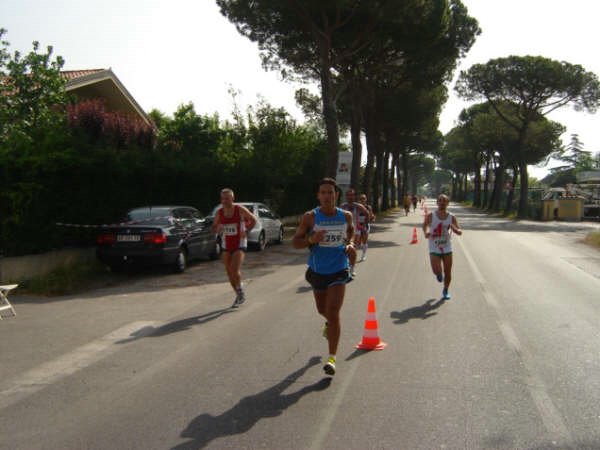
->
xmin=345 ymin=348 xmax=370 ymax=362
xmin=364 ymin=239 xmax=401 ymax=249
xmin=296 ymin=286 xmax=313 ymax=294
xmin=116 ymin=307 xmax=235 ymax=344
xmin=390 ymin=298 xmax=445 ymax=325
xmin=171 ymin=357 xmax=331 ymax=450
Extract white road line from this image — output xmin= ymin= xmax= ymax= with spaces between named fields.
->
xmin=308 ymin=241 xmax=403 ymax=450
xmin=457 ymin=238 xmax=573 ymax=445
xmin=0 ymin=321 xmax=158 ymax=411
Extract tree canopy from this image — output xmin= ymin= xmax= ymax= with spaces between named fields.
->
xmin=456 ymin=55 xmax=600 ymax=217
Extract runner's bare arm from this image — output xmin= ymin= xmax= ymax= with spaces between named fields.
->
xmin=344 ymin=211 xmax=355 ymax=249
xmin=356 ymin=203 xmax=370 ymax=217
xmin=211 ymin=212 xmax=221 ymax=234
xmin=451 ymin=215 xmax=463 ymax=235
xmin=369 ymin=206 xmax=375 ymax=222
xmin=239 ymin=206 xmax=257 ymax=231
xmin=292 ymin=212 xmax=317 ymax=249
xmin=422 ymin=212 xmax=432 ymax=238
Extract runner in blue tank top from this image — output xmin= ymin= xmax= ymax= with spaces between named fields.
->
xmin=293 ymin=178 xmax=355 ymax=376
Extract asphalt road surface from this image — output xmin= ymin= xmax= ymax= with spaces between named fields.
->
xmin=1 ymin=201 xmax=599 ymax=450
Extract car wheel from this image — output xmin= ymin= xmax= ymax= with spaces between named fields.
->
xmin=173 ymin=247 xmax=187 ymax=273
xmin=256 ymin=231 xmax=266 ymax=251
xmin=275 ymin=226 xmax=284 ymax=244
xmin=209 ymin=240 xmax=221 ymax=260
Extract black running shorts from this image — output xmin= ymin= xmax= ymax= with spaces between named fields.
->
xmin=305 ymin=268 xmax=352 ymax=292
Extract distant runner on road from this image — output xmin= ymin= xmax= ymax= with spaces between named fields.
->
xmin=211 ymin=188 xmax=257 ymax=308
xmin=292 ymin=178 xmax=355 ymax=376
xmin=340 ymin=188 xmax=370 ymax=275
xmin=357 ymin=193 xmax=375 ymax=261
xmin=422 ymin=194 xmax=462 ymax=300
xmin=403 ymin=194 xmax=411 ymax=216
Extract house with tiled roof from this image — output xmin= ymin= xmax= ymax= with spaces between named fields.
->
xmin=62 ymin=68 xmax=152 ymax=127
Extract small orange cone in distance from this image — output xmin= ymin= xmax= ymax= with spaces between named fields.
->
xmin=356 ymin=297 xmax=387 ymax=350
xmin=410 ymin=227 xmax=418 ymax=244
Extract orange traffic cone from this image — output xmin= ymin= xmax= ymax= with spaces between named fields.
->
xmin=356 ymin=297 xmax=387 ymax=350
xmin=410 ymin=227 xmax=419 ymax=244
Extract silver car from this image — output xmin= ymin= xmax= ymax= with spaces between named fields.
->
xmin=211 ymin=202 xmax=284 ymax=251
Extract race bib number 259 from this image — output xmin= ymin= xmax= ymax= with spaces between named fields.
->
xmin=317 ymin=226 xmax=346 ymax=247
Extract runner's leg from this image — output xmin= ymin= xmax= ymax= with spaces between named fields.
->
xmin=441 ymin=254 xmax=453 ymax=290
xmin=314 ymin=290 xmax=328 ymax=319
xmin=230 ymin=249 xmax=245 ymax=291
xmin=324 ymin=284 xmax=345 ymax=355
xmin=429 ymin=254 xmax=443 ymax=281
xmin=347 ymin=242 xmax=357 ymax=275
xmin=314 ymin=289 xmax=329 ymax=339
xmin=221 ymin=252 xmax=236 ymax=290
xmin=360 ymin=231 xmax=368 ymax=260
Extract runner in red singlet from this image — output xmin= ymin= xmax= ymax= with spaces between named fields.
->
xmin=211 ymin=188 xmax=257 ymax=307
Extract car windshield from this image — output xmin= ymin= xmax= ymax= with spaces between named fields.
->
xmin=211 ymin=203 xmax=255 ymax=216
xmin=126 ymin=208 xmax=173 ymax=225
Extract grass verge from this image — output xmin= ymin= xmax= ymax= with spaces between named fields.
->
xmin=17 ymin=260 xmax=109 ymax=296
xmin=583 ymin=230 xmax=600 ymax=249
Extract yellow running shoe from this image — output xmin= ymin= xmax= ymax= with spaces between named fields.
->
xmin=323 ymin=356 xmax=336 ymax=376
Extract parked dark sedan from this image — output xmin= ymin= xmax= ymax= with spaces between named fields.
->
xmin=96 ymin=206 xmax=220 ymax=273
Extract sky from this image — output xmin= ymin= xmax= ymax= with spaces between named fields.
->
xmin=2 ymin=0 xmax=599 ymax=179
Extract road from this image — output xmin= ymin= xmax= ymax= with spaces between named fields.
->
xmin=1 ymin=202 xmax=599 ymax=450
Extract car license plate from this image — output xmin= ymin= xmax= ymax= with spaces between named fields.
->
xmin=117 ymin=234 xmax=141 ymax=242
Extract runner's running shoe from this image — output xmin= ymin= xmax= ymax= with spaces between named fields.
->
xmin=323 ymin=357 xmax=336 ymax=376
xmin=442 ymin=288 xmax=451 ymax=300
xmin=232 ymin=291 xmax=246 ymax=308
xmin=436 ymin=273 xmax=443 ymax=283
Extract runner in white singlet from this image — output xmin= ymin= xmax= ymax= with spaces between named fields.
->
xmin=422 ymin=194 xmax=462 ymax=300
xmin=358 ymin=194 xmax=375 ymax=261
xmin=340 ymin=188 xmax=369 ymax=276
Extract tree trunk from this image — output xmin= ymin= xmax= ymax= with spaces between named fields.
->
xmin=401 ymin=148 xmax=409 ymax=200
xmin=492 ymin=164 xmax=504 ymax=211
xmin=515 ymin=125 xmax=530 ymax=218
xmin=483 ymin=157 xmax=490 ymax=208
xmin=504 ymin=166 xmax=519 ymax=213
xmin=391 ymin=152 xmax=398 ymax=207
xmin=382 ymin=150 xmax=390 ymax=211
xmin=518 ymin=161 xmax=529 ymax=218
xmin=473 ymin=163 xmax=481 ymax=207
xmin=350 ymin=89 xmax=362 ymax=190
xmin=318 ymin=46 xmax=340 ymax=178
xmin=395 ymin=153 xmax=402 ymax=207
xmin=451 ymin=174 xmax=457 ymax=199
xmin=363 ymin=115 xmax=377 ymax=201
xmin=363 ymin=150 xmax=375 ymax=201
xmin=373 ymin=142 xmax=384 ymax=213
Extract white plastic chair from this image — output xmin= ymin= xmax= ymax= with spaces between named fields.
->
xmin=0 ymin=284 xmax=18 ymax=319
